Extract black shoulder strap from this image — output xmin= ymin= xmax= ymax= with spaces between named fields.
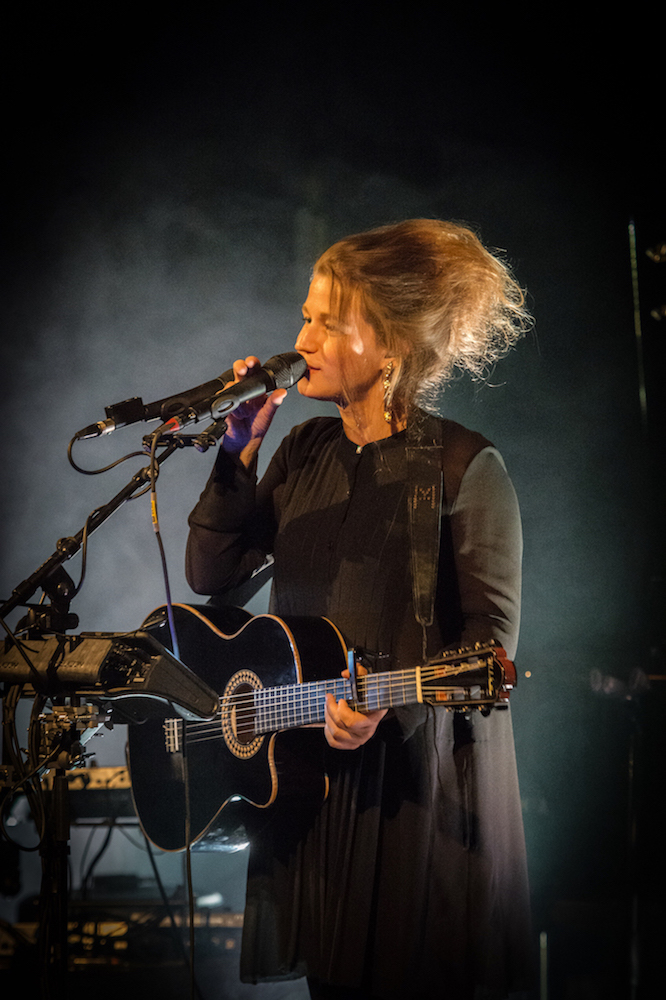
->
xmin=406 ymin=413 xmax=492 ymax=658
xmin=406 ymin=443 xmax=443 ymax=632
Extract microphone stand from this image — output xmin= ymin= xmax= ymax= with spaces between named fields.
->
xmin=2 ymin=434 xmax=201 ymax=624
xmin=0 ymin=424 xmax=226 ymax=999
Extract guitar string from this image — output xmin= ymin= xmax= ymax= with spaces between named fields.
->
xmin=198 ymin=661 xmax=486 ymax=724
xmin=178 ymin=661 xmax=495 ymax=747
xmin=182 ymin=688 xmax=479 ymax=748
xmin=181 ymin=667 xmax=419 ymax=737
xmin=182 ymin=679 xmax=496 ymax=748
xmin=182 ymin=663 xmax=489 ymax=731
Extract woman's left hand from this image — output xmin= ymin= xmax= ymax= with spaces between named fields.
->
xmin=323 ymin=665 xmax=388 ymax=750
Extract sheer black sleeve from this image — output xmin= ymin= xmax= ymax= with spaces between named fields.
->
xmin=185 ymin=445 xmax=286 ymax=596
xmin=448 ymin=446 xmax=522 ymax=659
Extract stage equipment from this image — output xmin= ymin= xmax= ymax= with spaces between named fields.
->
xmin=0 ymin=349 xmax=308 ymax=999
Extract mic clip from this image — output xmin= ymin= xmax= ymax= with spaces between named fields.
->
xmin=192 ymin=419 xmax=228 ymax=452
xmin=105 ymin=396 xmax=146 ymax=426
xmin=141 ymin=418 xmax=228 ymax=453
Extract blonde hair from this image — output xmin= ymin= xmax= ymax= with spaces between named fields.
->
xmin=313 ymin=218 xmax=532 ymax=416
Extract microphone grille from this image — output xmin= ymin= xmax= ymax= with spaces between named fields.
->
xmin=265 ymin=351 xmax=308 ymax=389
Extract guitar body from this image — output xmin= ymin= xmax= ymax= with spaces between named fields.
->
xmin=127 ymin=603 xmax=349 ymax=852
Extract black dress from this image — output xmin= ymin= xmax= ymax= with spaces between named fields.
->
xmin=186 ymin=413 xmax=533 ymax=1000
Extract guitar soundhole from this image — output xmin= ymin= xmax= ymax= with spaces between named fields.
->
xmin=234 ymin=682 xmax=256 ymax=744
xmin=221 ymin=669 xmax=265 ymax=760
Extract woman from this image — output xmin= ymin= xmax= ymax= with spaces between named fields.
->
xmin=186 ymin=219 xmax=533 ymax=999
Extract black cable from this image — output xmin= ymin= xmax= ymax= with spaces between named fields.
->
xmin=147 ymin=429 xmax=181 ymax=660
xmin=25 ymin=692 xmax=51 ymax=841
xmin=78 ymin=823 xmax=99 ymax=888
xmin=67 ymin=435 xmax=146 ymax=475
xmin=0 ymin=690 xmax=55 ymax=850
xmin=0 ymin=650 xmax=48 ymax=846
xmin=183 ymin=752 xmax=196 ymax=1000
xmin=1 ymin=682 xmax=22 ymax=773
xmin=143 ymin=832 xmax=205 ymax=1000
xmin=113 ymin=821 xmax=148 ymax=852
xmin=79 ymin=820 xmax=114 ymax=900
xmin=0 ymin=615 xmax=42 ymax=679
xmin=143 ymin=432 xmax=197 ymax=997
xmin=68 ymin=513 xmax=91 ymax=598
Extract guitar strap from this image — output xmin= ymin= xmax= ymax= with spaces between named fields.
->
xmin=406 ymin=414 xmax=492 ymax=661
xmin=406 ymin=417 xmax=444 ymax=662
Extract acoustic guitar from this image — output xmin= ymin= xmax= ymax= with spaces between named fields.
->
xmin=127 ymin=603 xmax=515 ymax=852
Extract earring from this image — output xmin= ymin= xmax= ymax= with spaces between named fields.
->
xmin=382 ymin=361 xmax=394 ymax=423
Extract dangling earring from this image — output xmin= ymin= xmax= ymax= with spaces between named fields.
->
xmin=383 ymin=361 xmax=394 ymax=424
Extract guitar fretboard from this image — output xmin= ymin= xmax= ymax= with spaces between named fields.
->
xmin=254 ymin=669 xmax=423 ymax=733
xmin=163 ymin=646 xmax=507 ymax=755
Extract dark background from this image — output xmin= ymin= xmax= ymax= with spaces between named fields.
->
xmin=1 ymin=9 xmax=663 ymax=999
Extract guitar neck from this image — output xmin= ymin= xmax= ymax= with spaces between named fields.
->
xmin=253 ymin=669 xmax=422 ymax=734
xmin=251 ymin=648 xmax=512 ymax=734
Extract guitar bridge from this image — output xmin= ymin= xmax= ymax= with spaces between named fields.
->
xmin=164 ymin=717 xmax=183 ymax=753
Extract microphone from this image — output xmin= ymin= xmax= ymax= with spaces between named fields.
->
xmin=157 ymin=352 xmax=307 ymax=435
xmin=74 ymin=369 xmax=235 ymax=440
xmin=74 ymin=352 xmax=305 ymax=440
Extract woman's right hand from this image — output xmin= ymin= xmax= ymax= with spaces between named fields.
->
xmin=221 ymin=356 xmax=287 ymax=468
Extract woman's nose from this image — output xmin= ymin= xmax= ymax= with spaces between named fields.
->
xmin=295 ymin=322 xmax=316 ymax=353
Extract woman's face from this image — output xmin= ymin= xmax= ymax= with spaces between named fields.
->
xmin=295 ymin=273 xmax=388 ymax=408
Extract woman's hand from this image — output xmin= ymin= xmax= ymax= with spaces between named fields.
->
xmin=323 ymin=664 xmax=388 ymax=750
xmin=221 ymin=356 xmax=287 ymax=468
